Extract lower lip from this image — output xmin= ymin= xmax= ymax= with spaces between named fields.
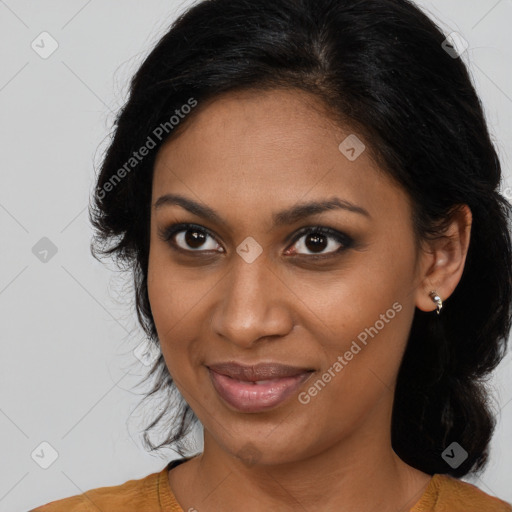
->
xmin=208 ymin=369 xmax=313 ymax=413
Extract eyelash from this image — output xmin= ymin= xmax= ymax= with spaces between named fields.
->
xmin=158 ymin=222 xmax=354 ymax=260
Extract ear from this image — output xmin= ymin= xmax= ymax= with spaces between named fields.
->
xmin=414 ymin=204 xmax=472 ymax=313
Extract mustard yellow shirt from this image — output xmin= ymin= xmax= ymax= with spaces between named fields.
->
xmin=30 ymin=458 xmax=512 ymax=511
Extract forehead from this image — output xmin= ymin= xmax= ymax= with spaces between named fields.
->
xmin=156 ymin=89 xmax=338 ymax=167
xmin=151 ymin=88 xmax=410 ymax=226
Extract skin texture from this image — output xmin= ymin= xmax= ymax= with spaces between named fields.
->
xmin=147 ymin=88 xmax=472 ymax=512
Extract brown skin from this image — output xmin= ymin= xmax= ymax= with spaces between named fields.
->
xmin=147 ymin=88 xmax=472 ymax=512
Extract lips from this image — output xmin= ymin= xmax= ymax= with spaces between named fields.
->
xmin=207 ymin=361 xmax=314 ymax=412
xmin=207 ymin=362 xmax=313 ymax=381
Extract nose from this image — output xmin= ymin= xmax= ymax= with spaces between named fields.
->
xmin=210 ymin=252 xmax=295 ymax=349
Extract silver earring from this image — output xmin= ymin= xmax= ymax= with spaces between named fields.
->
xmin=429 ymin=291 xmax=443 ymax=315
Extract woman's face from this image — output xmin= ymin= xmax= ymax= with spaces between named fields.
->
xmin=148 ymin=88 xmax=427 ymax=466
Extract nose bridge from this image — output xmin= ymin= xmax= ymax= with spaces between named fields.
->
xmin=211 ymin=249 xmax=293 ymax=346
xmin=229 ymin=250 xmax=271 ymax=307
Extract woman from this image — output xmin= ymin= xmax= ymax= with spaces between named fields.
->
xmin=32 ymin=0 xmax=512 ymax=510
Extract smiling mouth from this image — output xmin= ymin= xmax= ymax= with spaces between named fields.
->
xmin=207 ymin=366 xmax=314 ymax=413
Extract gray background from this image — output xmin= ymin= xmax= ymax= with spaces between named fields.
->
xmin=1 ymin=1 xmax=511 ymax=510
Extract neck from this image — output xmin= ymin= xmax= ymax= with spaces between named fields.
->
xmin=182 ymin=414 xmax=431 ymax=512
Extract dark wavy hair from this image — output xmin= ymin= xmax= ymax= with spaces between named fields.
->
xmin=89 ymin=0 xmax=512 ymax=478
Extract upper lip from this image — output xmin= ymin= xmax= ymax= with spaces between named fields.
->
xmin=207 ymin=362 xmax=314 ymax=381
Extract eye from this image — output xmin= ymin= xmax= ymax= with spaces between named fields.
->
xmin=158 ymin=223 xmax=353 ymax=258
xmin=158 ymin=223 xmax=224 ymax=253
xmin=286 ymin=226 xmax=353 ymax=258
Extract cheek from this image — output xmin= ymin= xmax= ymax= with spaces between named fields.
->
xmin=297 ymin=302 xmax=411 ymax=434
xmin=147 ymin=247 xmax=200 ymax=331
xmin=147 ymin=255 xmax=212 ymax=379
xmin=302 ymin=254 xmax=413 ymax=343
xmin=300 ymin=238 xmax=416 ymax=390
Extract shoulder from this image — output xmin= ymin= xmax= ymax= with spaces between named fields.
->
xmin=29 ymin=467 xmax=167 ymax=511
xmin=428 ymin=474 xmax=512 ymax=512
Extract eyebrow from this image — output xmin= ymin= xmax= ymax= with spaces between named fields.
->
xmin=153 ymin=193 xmax=371 ymax=228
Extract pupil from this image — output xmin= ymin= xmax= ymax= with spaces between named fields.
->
xmin=305 ymin=233 xmax=327 ymax=252
xmin=185 ymin=229 xmax=206 ymax=248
